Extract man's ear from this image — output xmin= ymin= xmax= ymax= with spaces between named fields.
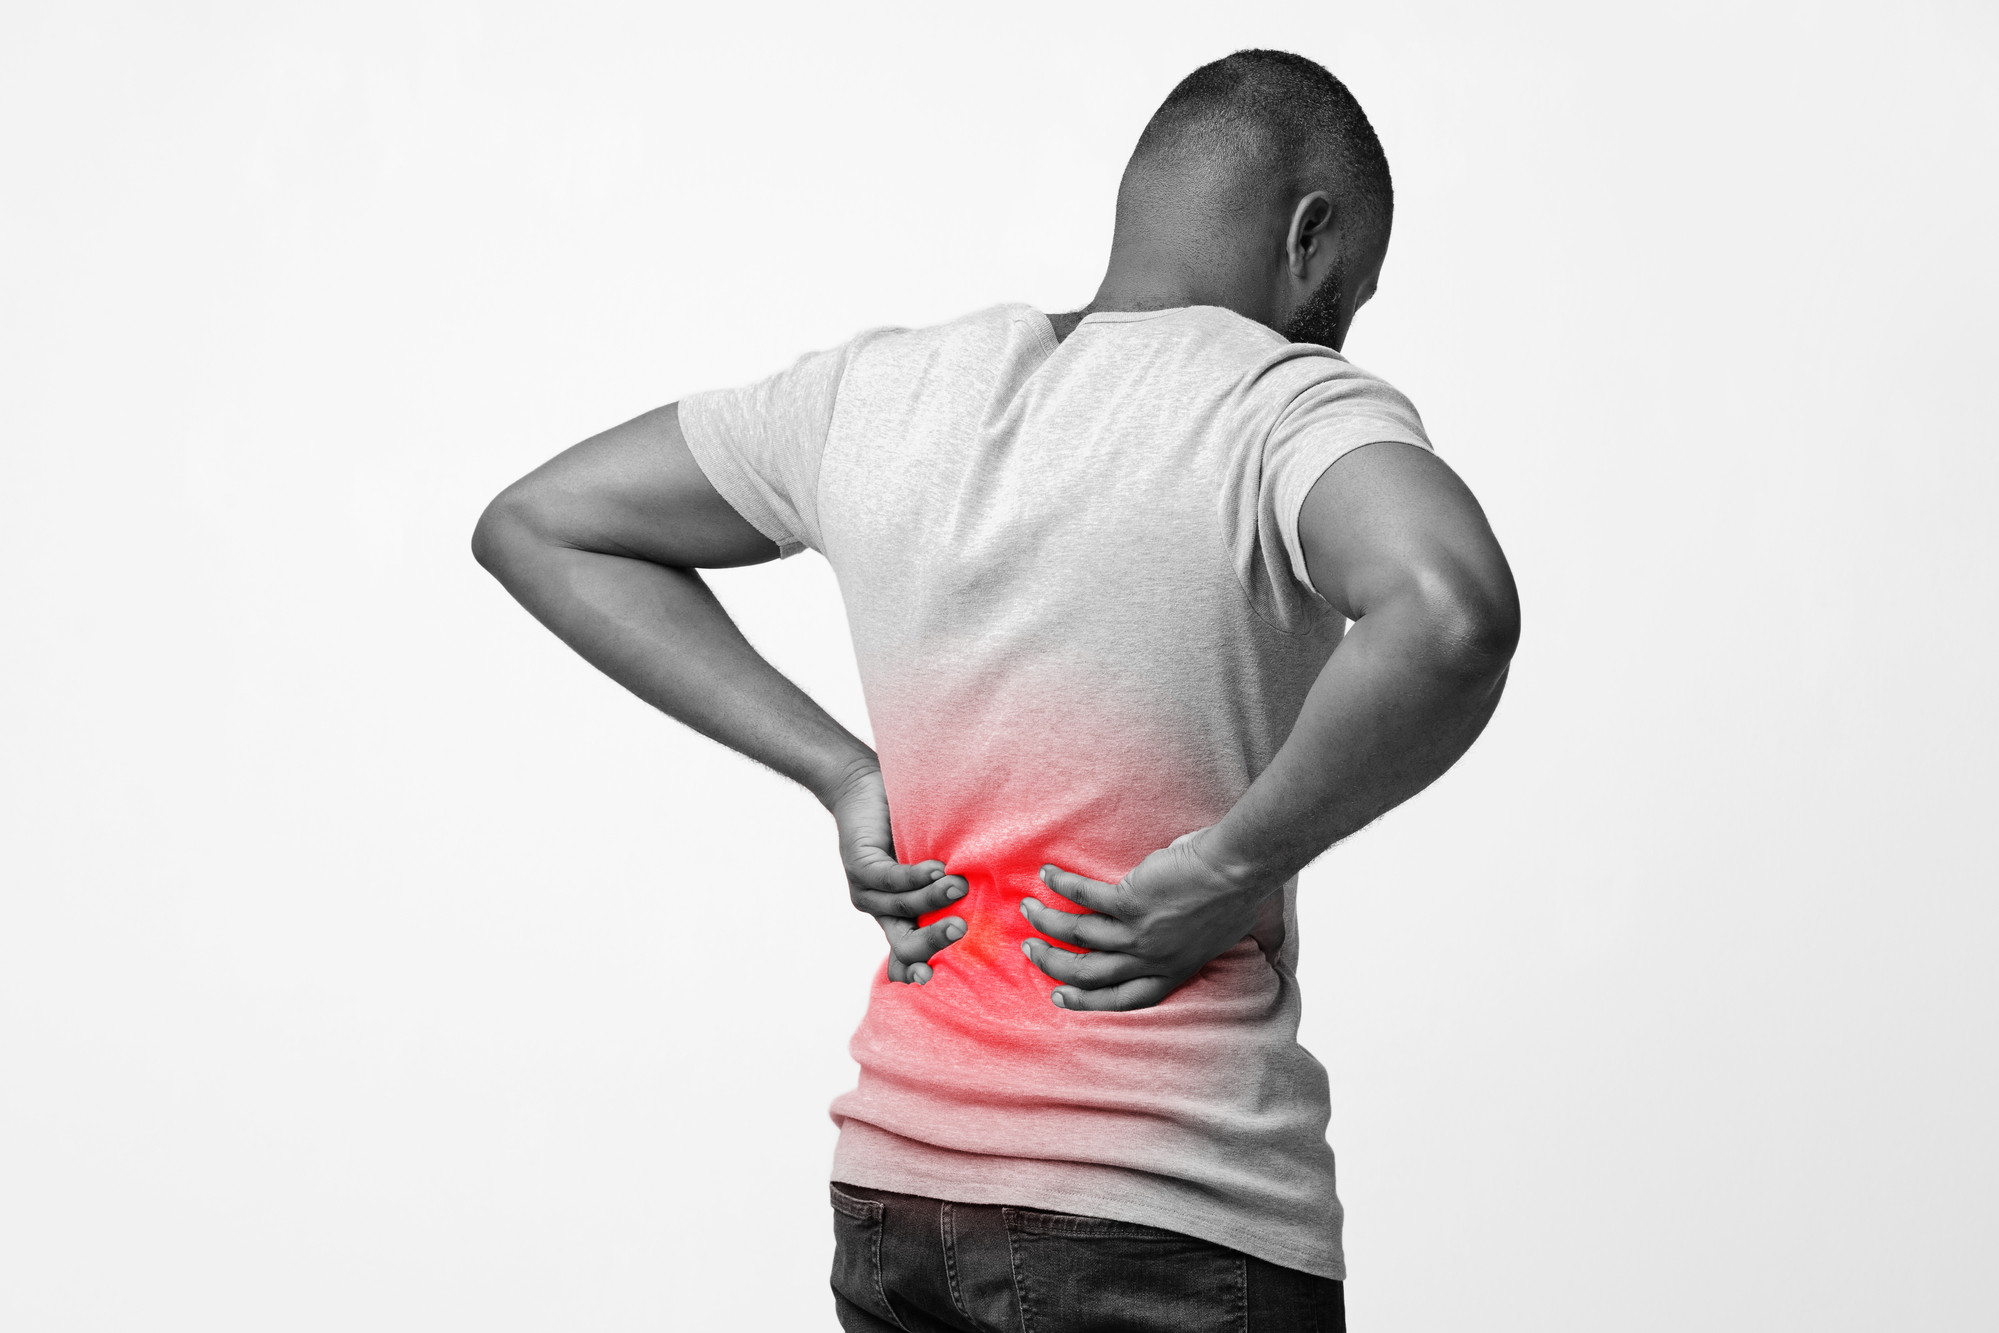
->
xmin=1287 ymin=191 xmax=1337 ymax=280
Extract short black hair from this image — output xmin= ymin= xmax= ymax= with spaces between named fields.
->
xmin=1133 ymin=49 xmax=1393 ymax=242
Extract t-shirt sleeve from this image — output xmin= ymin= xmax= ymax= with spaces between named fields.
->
xmin=676 ymin=338 xmax=862 ymax=556
xmin=1260 ymin=356 xmax=1433 ymax=608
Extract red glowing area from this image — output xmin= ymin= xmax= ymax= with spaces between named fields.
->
xmin=827 ymin=663 xmax=1309 ymax=1191
xmin=917 ymin=853 xmax=1085 ymax=972
xmin=827 ymin=669 xmax=1293 ymax=1098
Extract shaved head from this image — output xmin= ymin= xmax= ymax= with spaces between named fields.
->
xmin=1126 ymin=49 xmax=1393 ymax=247
xmin=1080 ymin=50 xmax=1396 ymax=351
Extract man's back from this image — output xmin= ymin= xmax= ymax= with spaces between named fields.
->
xmin=679 ymin=301 xmax=1432 ymax=1277
xmin=475 ymin=49 xmax=1518 ymax=1329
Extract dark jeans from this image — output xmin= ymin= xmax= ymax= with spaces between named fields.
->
xmin=831 ymin=1183 xmax=1346 ymax=1333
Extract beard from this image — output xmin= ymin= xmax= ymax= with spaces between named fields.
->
xmin=1280 ymin=256 xmax=1348 ymax=350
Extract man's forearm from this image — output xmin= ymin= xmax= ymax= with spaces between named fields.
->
xmin=472 ymin=514 xmax=874 ymax=805
xmin=1200 ymin=597 xmax=1512 ymax=888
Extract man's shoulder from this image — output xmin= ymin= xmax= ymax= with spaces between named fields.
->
xmin=848 ymin=303 xmax=1042 ymax=351
xmin=823 ymin=303 xmax=1046 ymax=383
xmin=1090 ymin=306 xmax=1417 ymax=414
xmin=834 ymin=302 xmax=1417 ymax=418
xmin=1066 ymin=306 xmax=1379 ymax=378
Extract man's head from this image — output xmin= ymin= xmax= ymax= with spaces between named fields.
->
xmin=1102 ymin=51 xmax=1393 ymax=351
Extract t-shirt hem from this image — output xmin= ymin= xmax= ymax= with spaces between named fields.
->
xmin=830 ymin=1120 xmax=1345 ymax=1281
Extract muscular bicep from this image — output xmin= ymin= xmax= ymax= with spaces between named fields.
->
xmin=483 ymin=403 xmax=779 ymax=570
xmin=1299 ymin=442 xmax=1518 ymax=653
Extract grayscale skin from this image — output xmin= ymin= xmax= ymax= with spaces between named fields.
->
xmin=471 ymin=144 xmax=1518 ymax=1012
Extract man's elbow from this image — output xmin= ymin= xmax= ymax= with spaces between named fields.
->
xmin=470 ymin=485 xmax=535 ymax=577
xmin=1448 ymin=598 xmax=1520 ymax=679
xmin=1419 ymin=569 xmax=1520 ymax=683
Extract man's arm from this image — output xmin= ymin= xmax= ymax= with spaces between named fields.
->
xmin=1022 ymin=440 xmax=1519 ymax=1009
xmin=471 ymin=404 xmax=968 ymax=981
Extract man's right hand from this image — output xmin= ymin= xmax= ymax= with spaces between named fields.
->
xmin=826 ymin=762 xmax=968 ymax=984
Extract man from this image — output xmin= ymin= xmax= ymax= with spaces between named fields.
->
xmin=474 ymin=48 xmax=1517 ymax=1333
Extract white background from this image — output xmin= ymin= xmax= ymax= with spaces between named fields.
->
xmin=4 ymin=2 xmax=1995 ymax=1329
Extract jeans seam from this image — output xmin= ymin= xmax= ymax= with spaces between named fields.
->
xmin=1001 ymin=1208 xmax=1035 ymax=1333
xmin=875 ymin=1213 xmax=909 ymax=1333
xmin=1006 ymin=1215 xmax=1185 ymax=1239
xmin=941 ymin=1200 xmax=972 ymax=1325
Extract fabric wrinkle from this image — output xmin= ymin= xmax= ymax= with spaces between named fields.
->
xmin=682 ymin=302 xmax=1430 ymax=1281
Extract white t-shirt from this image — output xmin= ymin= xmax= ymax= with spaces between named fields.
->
xmin=680 ymin=302 xmax=1431 ymax=1279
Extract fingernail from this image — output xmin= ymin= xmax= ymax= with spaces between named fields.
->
xmin=1039 ymin=866 xmax=1051 ymax=883
xmin=1052 ymin=991 xmax=1067 ymax=1008
xmin=946 ymin=921 xmax=964 ymax=940
xmin=1019 ymin=898 xmax=1036 ymax=915
xmin=946 ymin=884 xmax=965 ymax=899
xmin=928 ymin=868 xmax=943 ymax=881
xmin=1020 ymin=939 xmax=1034 ymax=958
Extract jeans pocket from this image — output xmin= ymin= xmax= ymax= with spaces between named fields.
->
xmin=1002 ymin=1208 xmax=1246 ymax=1333
xmin=830 ymin=1184 xmax=903 ymax=1331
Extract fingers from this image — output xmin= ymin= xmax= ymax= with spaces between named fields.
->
xmin=1020 ymin=937 xmax=1152 ymax=989
xmin=848 ymin=853 xmax=951 ymax=896
xmin=1049 ymin=975 xmax=1176 ymax=1012
xmin=887 ymin=915 xmax=968 ymax=967
xmin=1018 ymin=897 xmax=1132 ymax=952
xmin=851 ymin=868 xmax=969 ymax=921
xmin=879 ymin=914 xmax=967 ymax=985
xmin=1038 ymin=865 xmax=1124 ymax=914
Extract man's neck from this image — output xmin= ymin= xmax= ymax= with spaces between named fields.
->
xmin=1046 ymin=310 xmax=1087 ymax=343
xmin=1049 ymin=271 xmax=1253 ymax=345
xmin=1067 ymin=239 xmax=1278 ymax=335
